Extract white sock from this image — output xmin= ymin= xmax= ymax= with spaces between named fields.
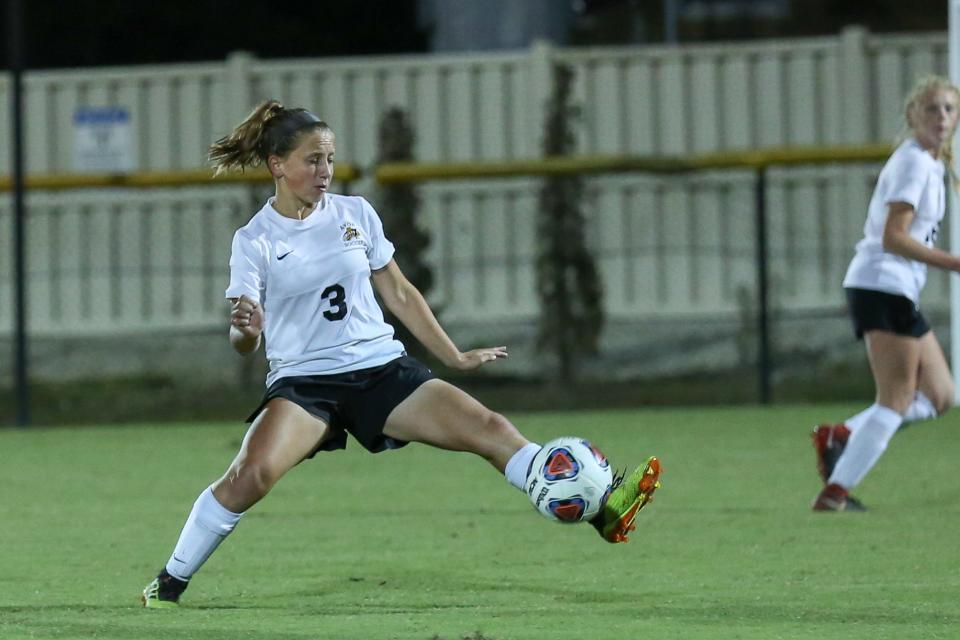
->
xmin=829 ymin=404 xmax=902 ymax=490
xmin=903 ymin=391 xmax=938 ymax=424
xmin=843 ymin=406 xmax=874 ymax=434
xmin=504 ymin=442 xmax=541 ymax=490
xmin=165 ymin=487 xmax=243 ymax=581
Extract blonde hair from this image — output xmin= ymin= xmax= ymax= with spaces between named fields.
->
xmin=899 ymin=74 xmax=960 ymax=184
xmin=208 ymin=100 xmax=332 ymax=176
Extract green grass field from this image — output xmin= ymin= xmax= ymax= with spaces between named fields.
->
xmin=1 ymin=404 xmax=958 ymax=640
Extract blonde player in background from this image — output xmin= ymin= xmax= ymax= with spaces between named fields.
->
xmin=812 ymin=75 xmax=960 ymax=511
xmin=140 ymin=100 xmax=661 ymax=607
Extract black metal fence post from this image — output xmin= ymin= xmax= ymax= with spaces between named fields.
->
xmin=8 ymin=0 xmax=29 ymax=426
xmin=755 ymin=167 xmax=772 ymax=404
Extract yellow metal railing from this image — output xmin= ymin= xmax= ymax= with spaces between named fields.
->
xmin=374 ymin=143 xmax=892 ymax=183
xmin=0 ymin=144 xmax=891 ymax=191
xmin=0 ymin=163 xmax=362 ymax=192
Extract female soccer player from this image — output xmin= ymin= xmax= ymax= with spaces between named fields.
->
xmin=811 ymin=75 xmax=960 ymax=511
xmin=141 ymin=101 xmax=661 ymax=607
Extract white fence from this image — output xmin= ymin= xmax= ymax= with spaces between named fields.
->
xmin=0 ymin=27 xmax=950 ymax=337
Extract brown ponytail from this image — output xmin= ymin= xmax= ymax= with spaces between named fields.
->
xmin=209 ymin=101 xmax=284 ymax=176
xmin=208 ymin=101 xmax=331 ymax=176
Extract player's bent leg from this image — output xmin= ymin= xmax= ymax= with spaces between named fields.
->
xmin=383 ymin=379 xmax=530 ymax=472
xmin=916 ymin=331 xmax=955 ymax=417
xmin=809 ymin=331 xmax=913 ymax=513
xmin=590 ymin=456 xmax=662 ymax=543
xmin=808 ymin=331 xmax=915 ymax=513
xmin=142 ymin=399 xmax=331 ymax=608
xmin=864 ymin=330 xmax=921 ymax=416
xmin=213 ymin=397 xmax=332 ymax=512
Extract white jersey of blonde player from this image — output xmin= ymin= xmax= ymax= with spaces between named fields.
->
xmin=842 ymin=137 xmax=946 ymax=303
xmin=225 ymin=194 xmax=405 ymax=386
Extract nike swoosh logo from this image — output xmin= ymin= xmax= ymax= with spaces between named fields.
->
xmin=277 ymin=250 xmax=293 ymax=260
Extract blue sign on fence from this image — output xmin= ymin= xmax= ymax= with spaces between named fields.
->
xmin=72 ymin=106 xmax=134 ymax=173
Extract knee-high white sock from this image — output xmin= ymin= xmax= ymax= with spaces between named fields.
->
xmin=829 ymin=404 xmax=902 ymax=490
xmin=165 ymin=487 xmax=243 ymax=581
xmin=902 ymin=391 xmax=938 ymax=424
xmin=504 ymin=443 xmax=541 ymax=491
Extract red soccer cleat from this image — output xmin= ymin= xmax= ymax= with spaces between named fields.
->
xmin=811 ymin=423 xmax=850 ymax=484
xmin=811 ymin=482 xmax=867 ymax=512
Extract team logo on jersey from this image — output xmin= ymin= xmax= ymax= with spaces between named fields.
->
xmin=340 ymin=224 xmax=365 ymax=248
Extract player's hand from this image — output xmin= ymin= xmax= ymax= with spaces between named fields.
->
xmin=230 ymin=295 xmax=263 ymax=338
xmin=450 ymin=346 xmax=508 ymax=371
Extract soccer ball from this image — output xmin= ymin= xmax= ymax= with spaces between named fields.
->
xmin=525 ymin=437 xmax=613 ymax=524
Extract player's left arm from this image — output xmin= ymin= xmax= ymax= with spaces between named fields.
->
xmin=882 ymin=202 xmax=960 ymax=272
xmin=371 ymin=259 xmax=507 ymax=370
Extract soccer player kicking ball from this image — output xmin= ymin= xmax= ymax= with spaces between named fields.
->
xmin=141 ymin=101 xmax=662 ymax=607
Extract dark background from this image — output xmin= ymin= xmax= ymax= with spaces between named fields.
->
xmin=1 ymin=0 xmax=428 ymax=68
xmin=0 ymin=0 xmax=948 ymax=70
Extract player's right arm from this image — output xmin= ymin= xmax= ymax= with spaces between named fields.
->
xmin=228 ymin=294 xmax=263 ymax=355
xmin=225 ymin=228 xmax=266 ymax=355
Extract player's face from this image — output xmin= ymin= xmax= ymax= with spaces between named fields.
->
xmin=275 ymin=128 xmax=336 ymax=206
xmin=911 ymin=88 xmax=959 ymax=156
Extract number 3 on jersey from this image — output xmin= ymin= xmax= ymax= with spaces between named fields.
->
xmin=321 ymin=284 xmax=347 ymax=321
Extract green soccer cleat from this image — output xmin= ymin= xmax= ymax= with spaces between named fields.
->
xmin=141 ymin=570 xmax=188 ymax=608
xmin=591 ymin=456 xmax=662 ymax=543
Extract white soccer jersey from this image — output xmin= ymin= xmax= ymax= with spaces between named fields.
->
xmin=842 ymin=138 xmax=946 ymax=302
xmin=225 ymin=194 xmax=405 ymax=385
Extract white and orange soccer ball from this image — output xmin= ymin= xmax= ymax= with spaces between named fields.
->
xmin=524 ymin=437 xmax=614 ymax=524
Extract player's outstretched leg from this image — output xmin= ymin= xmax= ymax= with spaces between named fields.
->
xmin=590 ymin=456 xmax=662 ymax=543
xmin=141 ymin=569 xmax=189 ymax=608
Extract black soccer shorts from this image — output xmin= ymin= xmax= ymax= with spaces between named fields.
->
xmin=844 ymin=287 xmax=931 ymax=340
xmin=246 ymin=355 xmax=435 ymax=455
